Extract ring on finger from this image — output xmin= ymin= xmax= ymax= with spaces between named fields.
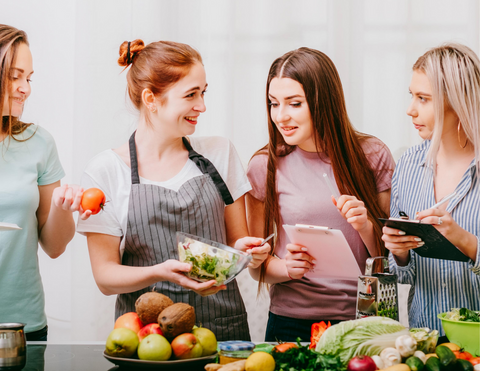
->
xmin=438 ymin=217 xmax=443 ymax=225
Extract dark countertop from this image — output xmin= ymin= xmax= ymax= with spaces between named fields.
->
xmin=22 ymin=343 xmax=116 ymax=371
xmin=21 ymin=342 xmax=215 ymax=371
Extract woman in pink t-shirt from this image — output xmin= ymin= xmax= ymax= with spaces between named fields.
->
xmin=246 ymin=47 xmax=395 ymax=341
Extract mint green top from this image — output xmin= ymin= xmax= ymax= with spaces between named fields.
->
xmin=0 ymin=125 xmax=64 ymax=333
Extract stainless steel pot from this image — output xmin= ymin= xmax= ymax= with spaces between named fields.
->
xmin=0 ymin=323 xmax=26 ymax=370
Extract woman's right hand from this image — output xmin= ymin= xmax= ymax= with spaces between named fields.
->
xmin=158 ymin=259 xmax=226 ymax=297
xmin=382 ymin=226 xmax=424 ymax=265
xmin=285 ymin=243 xmax=316 ymax=280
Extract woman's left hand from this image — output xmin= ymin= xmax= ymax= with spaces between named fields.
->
xmin=334 ymin=195 xmax=369 ymax=232
xmin=234 ymin=237 xmax=271 ymax=269
xmin=51 ymin=184 xmax=92 ymax=220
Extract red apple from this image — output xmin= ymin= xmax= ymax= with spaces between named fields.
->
xmin=171 ymin=333 xmax=203 ymax=359
xmin=137 ymin=323 xmax=163 ymax=342
xmin=114 ymin=312 xmax=144 ymax=334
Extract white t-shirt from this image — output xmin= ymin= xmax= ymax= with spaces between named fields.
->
xmin=77 ymin=136 xmax=251 ymax=256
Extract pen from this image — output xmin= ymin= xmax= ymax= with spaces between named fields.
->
xmin=414 ymin=191 xmax=457 ymax=220
xmin=323 ymin=173 xmax=340 ymax=200
xmin=429 ymin=191 xmax=456 ymax=210
xmin=260 ymin=233 xmax=275 ymax=246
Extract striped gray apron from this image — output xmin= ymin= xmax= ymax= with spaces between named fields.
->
xmin=115 ymin=132 xmax=250 ymax=341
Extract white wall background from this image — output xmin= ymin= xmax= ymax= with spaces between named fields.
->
xmin=2 ymin=0 xmax=479 ymax=342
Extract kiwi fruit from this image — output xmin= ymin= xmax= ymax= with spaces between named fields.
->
xmin=135 ymin=292 xmax=174 ymax=325
xmin=158 ymin=302 xmax=196 ymax=339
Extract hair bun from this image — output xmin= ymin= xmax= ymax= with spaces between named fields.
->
xmin=118 ymin=39 xmax=145 ymax=67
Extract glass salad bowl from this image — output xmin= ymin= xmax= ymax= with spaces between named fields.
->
xmin=176 ymin=232 xmax=252 ymax=286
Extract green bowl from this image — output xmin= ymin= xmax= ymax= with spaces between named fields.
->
xmin=438 ymin=313 xmax=480 ymax=356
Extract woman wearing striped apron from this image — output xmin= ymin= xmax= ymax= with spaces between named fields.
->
xmin=77 ymin=39 xmax=270 ymax=341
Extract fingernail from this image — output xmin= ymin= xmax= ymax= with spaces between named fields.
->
xmin=417 ymin=242 xmax=425 ymax=247
xmin=398 ymin=231 xmax=406 ymax=235
xmin=312 ymin=260 xmax=317 ymax=264
xmin=414 ymin=238 xmax=422 ymax=241
xmin=301 ymin=247 xmax=308 ymax=251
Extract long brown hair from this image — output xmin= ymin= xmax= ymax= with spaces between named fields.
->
xmin=118 ymin=39 xmax=202 ymax=125
xmin=0 ymin=24 xmax=33 ymax=141
xmin=256 ymin=47 xmax=388 ymax=284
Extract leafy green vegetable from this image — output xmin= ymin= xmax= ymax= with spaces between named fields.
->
xmin=459 ymin=308 xmax=480 ymax=322
xmin=410 ymin=328 xmax=439 ymax=353
xmin=315 ymin=317 xmax=408 ymax=365
xmin=272 ymin=339 xmax=345 ymax=371
xmin=445 ymin=308 xmax=480 ymax=322
xmin=178 ymin=240 xmax=238 ymax=284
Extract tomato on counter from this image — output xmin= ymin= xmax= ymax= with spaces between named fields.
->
xmin=470 ymin=357 xmax=480 ymax=365
xmin=273 ymin=343 xmax=297 ymax=353
xmin=454 ymin=350 xmax=473 ymax=361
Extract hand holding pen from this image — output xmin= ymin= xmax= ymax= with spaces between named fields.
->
xmin=414 ymin=191 xmax=456 ymax=224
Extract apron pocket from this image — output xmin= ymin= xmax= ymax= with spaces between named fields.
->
xmin=214 ymin=313 xmax=250 ymax=341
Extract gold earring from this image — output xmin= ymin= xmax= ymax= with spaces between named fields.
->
xmin=457 ymin=122 xmax=468 ymax=148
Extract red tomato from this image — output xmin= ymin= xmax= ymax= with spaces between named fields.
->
xmin=470 ymin=357 xmax=480 ymax=365
xmin=273 ymin=343 xmax=297 ymax=353
xmin=454 ymin=350 xmax=473 ymax=361
xmin=81 ymin=188 xmax=106 ymax=215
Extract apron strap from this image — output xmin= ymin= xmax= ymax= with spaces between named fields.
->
xmin=127 ymin=132 xmax=234 ymax=205
xmin=129 ymin=132 xmax=140 ymax=184
xmin=182 ymin=137 xmax=234 ymax=205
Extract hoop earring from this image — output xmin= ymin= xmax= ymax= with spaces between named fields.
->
xmin=457 ymin=122 xmax=468 ymax=148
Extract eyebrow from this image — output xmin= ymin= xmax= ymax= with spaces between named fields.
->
xmin=409 ymin=89 xmax=431 ymax=97
xmin=185 ymin=83 xmax=208 ymax=94
xmin=11 ymin=67 xmax=34 ymax=75
xmin=268 ymin=94 xmax=304 ymax=100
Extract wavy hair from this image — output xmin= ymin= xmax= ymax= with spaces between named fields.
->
xmin=0 ymin=24 xmax=33 ymax=142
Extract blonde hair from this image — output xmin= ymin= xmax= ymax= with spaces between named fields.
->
xmin=413 ymin=43 xmax=480 ymax=175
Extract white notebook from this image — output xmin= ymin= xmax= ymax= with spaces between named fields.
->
xmin=0 ymin=222 xmax=22 ymax=231
xmin=283 ymin=224 xmax=361 ymax=280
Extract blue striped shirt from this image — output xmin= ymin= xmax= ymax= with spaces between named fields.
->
xmin=388 ymin=140 xmax=480 ymax=334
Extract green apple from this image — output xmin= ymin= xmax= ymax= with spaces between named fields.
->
xmin=105 ymin=328 xmax=139 ymax=358
xmin=137 ymin=334 xmax=172 ymax=361
xmin=192 ymin=327 xmax=217 ymax=356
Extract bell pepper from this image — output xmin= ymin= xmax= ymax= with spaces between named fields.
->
xmin=309 ymin=321 xmax=331 ymax=349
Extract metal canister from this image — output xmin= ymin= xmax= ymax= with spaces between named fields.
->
xmin=356 ymin=257 xmax=399 ymax=320
xmin=0 ymin=323 xmax=26 ymax=370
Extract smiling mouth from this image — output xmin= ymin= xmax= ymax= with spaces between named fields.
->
xmin=12 ymin=97 xmax=25 ymax=105
xmin=281 ymin=126 xmax=297 ymax=131
xmin=185 ymin=116 xmax=198 ymax=123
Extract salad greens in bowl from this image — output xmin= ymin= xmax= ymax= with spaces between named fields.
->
xmin=176 ymin=232 xmax=252 ymax=286
xmin=438 ymin=308 xmax=480 ymax=356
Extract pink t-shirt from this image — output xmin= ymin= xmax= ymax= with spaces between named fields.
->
xmin=247 ymin=136 xmax=395 ymax=320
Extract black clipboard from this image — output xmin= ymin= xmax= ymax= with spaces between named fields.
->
xmin=380 ymin=218 xmax=469 ymax=262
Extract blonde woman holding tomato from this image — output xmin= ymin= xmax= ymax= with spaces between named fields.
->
xmin=0 ymin=24 xmax=90 ymax=341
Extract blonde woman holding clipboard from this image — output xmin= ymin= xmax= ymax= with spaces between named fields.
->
xmin=246 ymin=48 xmax=395 ymax=342
xmin=383 ymin=43 xmax=480 ymax=334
